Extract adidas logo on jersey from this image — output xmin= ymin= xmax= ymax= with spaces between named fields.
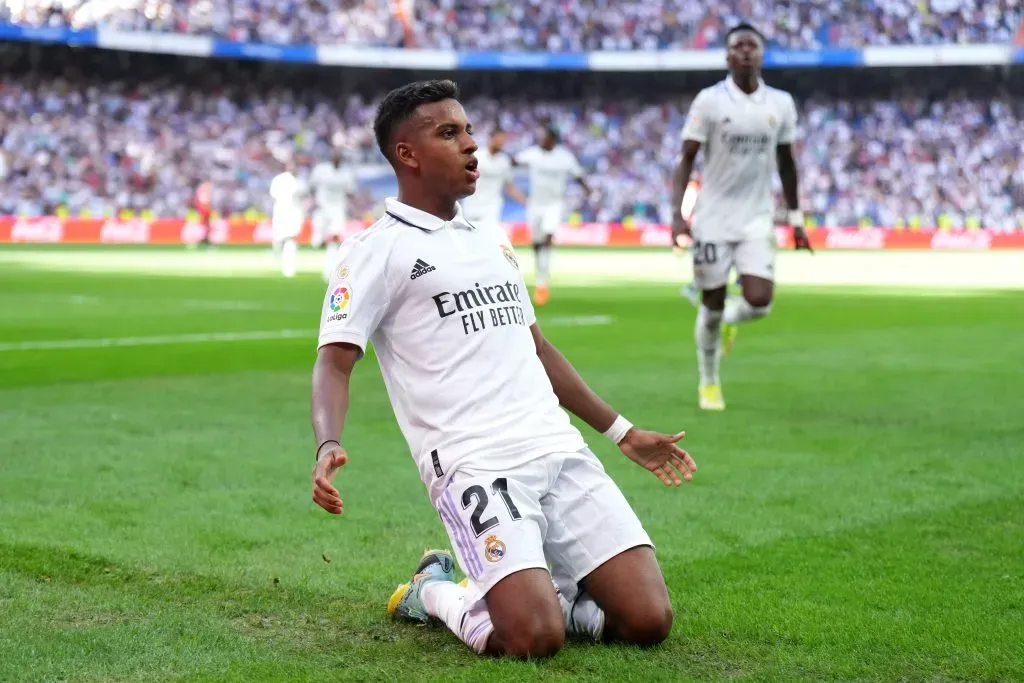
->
xmin=410 ymin=258 xmax=436 ymax=280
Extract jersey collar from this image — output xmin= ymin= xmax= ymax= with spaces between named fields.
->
xmin=385 ymin=197 xmax=476 ymax=232
xmin=725 ymin=76 xmax=768 ymax=103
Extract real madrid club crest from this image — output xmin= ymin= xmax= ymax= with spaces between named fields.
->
xmin=768 ymin=115 xmax=777 ymax=128
xmin=501 ymin=244 xmax=519 ymax=270
xmin=484 ymin=534 xmax=506 ymax=563
xmin=336 ymin=264 xmax=351 ymax=280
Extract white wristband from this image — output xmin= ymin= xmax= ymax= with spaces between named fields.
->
xmin=788 ymin=209 xmax=805 ymax=228
xmin=602 ymin=415 xmax=634 ymax=444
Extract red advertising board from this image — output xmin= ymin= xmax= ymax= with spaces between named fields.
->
xmin=1 ymin=217 xmax=1023 ymax=250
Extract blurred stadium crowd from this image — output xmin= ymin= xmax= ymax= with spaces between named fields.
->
xmin=2 ymin=0 xmax=1021 ymax=50
xmin=1 ymin=0 xmax=1023 ymax=230
xmin=2 ymin=64 xmax=1022 ymax=230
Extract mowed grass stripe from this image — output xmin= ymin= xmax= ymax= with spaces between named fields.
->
xmin=1 ymin=496 xmax=1019 ymax=682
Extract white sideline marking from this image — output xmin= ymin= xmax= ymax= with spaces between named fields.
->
xmin=0 ymin=315 xmax=612 ymax=353
xmin=544 ymin=315 xmax=614 ymax=326
xmin=0 ymin=329 xmax=314 ymax=352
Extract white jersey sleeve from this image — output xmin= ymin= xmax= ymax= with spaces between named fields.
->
xmin=681 ymin=91 xmax=715 ymax=144
xmin=318 ymin=236 xmax=392 ymax=354
xmin=515 ymin=146 xmax=541 ymax=167
xmin=777 ymin=93 xmax=799 ymax=145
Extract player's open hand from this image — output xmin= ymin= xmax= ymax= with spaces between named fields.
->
xmin=618 ymin=429 xmax=697 ymax=486
xmin=312 ymin=443 xmax=348 ymax=514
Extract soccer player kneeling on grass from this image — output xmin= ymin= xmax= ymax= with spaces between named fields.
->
xmin=670 ymin=23 xmax=814 ymax=411
xmin=310 ymin=80 xmax=697 ymax=658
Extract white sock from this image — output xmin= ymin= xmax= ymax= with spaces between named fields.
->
xmin=281 ymin=239 xmax=297 ymax=278
xmin=323 ymin=243 xmax=340 ymax=281
xmin=421 ymin=581 xmax=494 ymax=655
xmin=535 ymin=245 xmax=551 ymax=287
xmin=723 ymin=297 xmax=772 ymax=325
xmin=558 ymin=589 xmax=605 ymax=642
xmin=695 ymin=304 xmax=723 ymax=386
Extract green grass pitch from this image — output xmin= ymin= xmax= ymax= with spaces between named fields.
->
xmin=1 ymin=246 xmax=1022 ymax=682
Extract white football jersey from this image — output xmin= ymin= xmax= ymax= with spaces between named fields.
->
xmin=515 ymin=145 xmax=584 ymax=208
xmin=270 ymin=172 xmax=304 ymax=208
xmin=681 ymin=78 xmax=798 ymax=240
xmin=317 ymin=198 xmax=586 ymax=503
xmin=270 ymin=171 xmax=305 ymax=221
xmin=310 ymin=161 xmax=356 ymax=215
xmin=462 ymin=147 xmax=513 ymax=224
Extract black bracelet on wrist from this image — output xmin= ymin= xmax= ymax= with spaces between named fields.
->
xmin=316 ymin=439 xmax=340 ymax=460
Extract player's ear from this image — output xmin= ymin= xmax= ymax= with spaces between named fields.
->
xmin=394 ymin=141 xmax=419 ymax=170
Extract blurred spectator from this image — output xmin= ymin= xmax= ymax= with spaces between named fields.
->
xmin=1 ymin=0 xmax=1020 ymax=50
xmin=1 ymin=65 xmax=1022 ymax=229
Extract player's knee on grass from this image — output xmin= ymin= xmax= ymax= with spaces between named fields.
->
xmin=579 ymin=546 xmax=672 ymax=647
xmin=485 ymin=568 xmax=565 ymax=658
xmin=608 ymin=593 xmax=673 ymax=647
xmin=490 ymin=608 xmax=565 ymax=658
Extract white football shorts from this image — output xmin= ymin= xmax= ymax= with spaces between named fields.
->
xmin=312 ymin=209 xmax=348 ymax=246
xmin=434 ymin=448 xmax=653 ymax=605
xmin=526 ymin=203 xmax=563 ymax=244
xmin=272 ymin=211 xmax=303 ymax=242
xmin=691 ymin=234 xmax=776 ymax=290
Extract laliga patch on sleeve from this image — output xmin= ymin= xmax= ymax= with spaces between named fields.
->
xmin=326 ymin=283 xmax=352 ymax=322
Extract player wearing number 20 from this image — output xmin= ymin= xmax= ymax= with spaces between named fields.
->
xmin=671 ymin=23 xmax=812 ymax=411
xmin=310 ymin=80 xmax=697 ymax=659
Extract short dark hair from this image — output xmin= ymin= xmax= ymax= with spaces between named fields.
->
xmin=726 ymin=22 xmax=764 ymax=43
xmin=542 ymin=122 xmax=560 ymax=143
xmin=373 ymin=79 xmax=460 ymax=162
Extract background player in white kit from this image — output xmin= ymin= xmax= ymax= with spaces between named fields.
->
xmin=269 ymin=161 xmax=307 ymax=278
xmin=309 ymin=148 xmax=358 ymax=281
xmin=460 ymin=126 xmax=527 ymax=234
xmin=670 ymin=23 xmax=813 ymax=411
xmin=515 ymin=125 xmax=591 ymax=306
xmin=311 ymin=80 xmax=696 ymax=659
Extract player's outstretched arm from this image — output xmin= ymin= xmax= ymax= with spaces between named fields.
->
xmin=310 ymin=343 xmax=360 ymax=514
xmin=530 ymin=323 xmax=617 ymax=429
xmin=530 ymin=324 xmax=696 ymax=485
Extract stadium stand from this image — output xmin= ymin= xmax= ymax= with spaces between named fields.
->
xmin=1 ymin=0 xmax=1020 ymax=49
xmin=0 ymin=46 xmax=1021 ymax=230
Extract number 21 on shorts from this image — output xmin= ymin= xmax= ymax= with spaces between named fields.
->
xmin=462 ymin=477 xmax=522 ymax=536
